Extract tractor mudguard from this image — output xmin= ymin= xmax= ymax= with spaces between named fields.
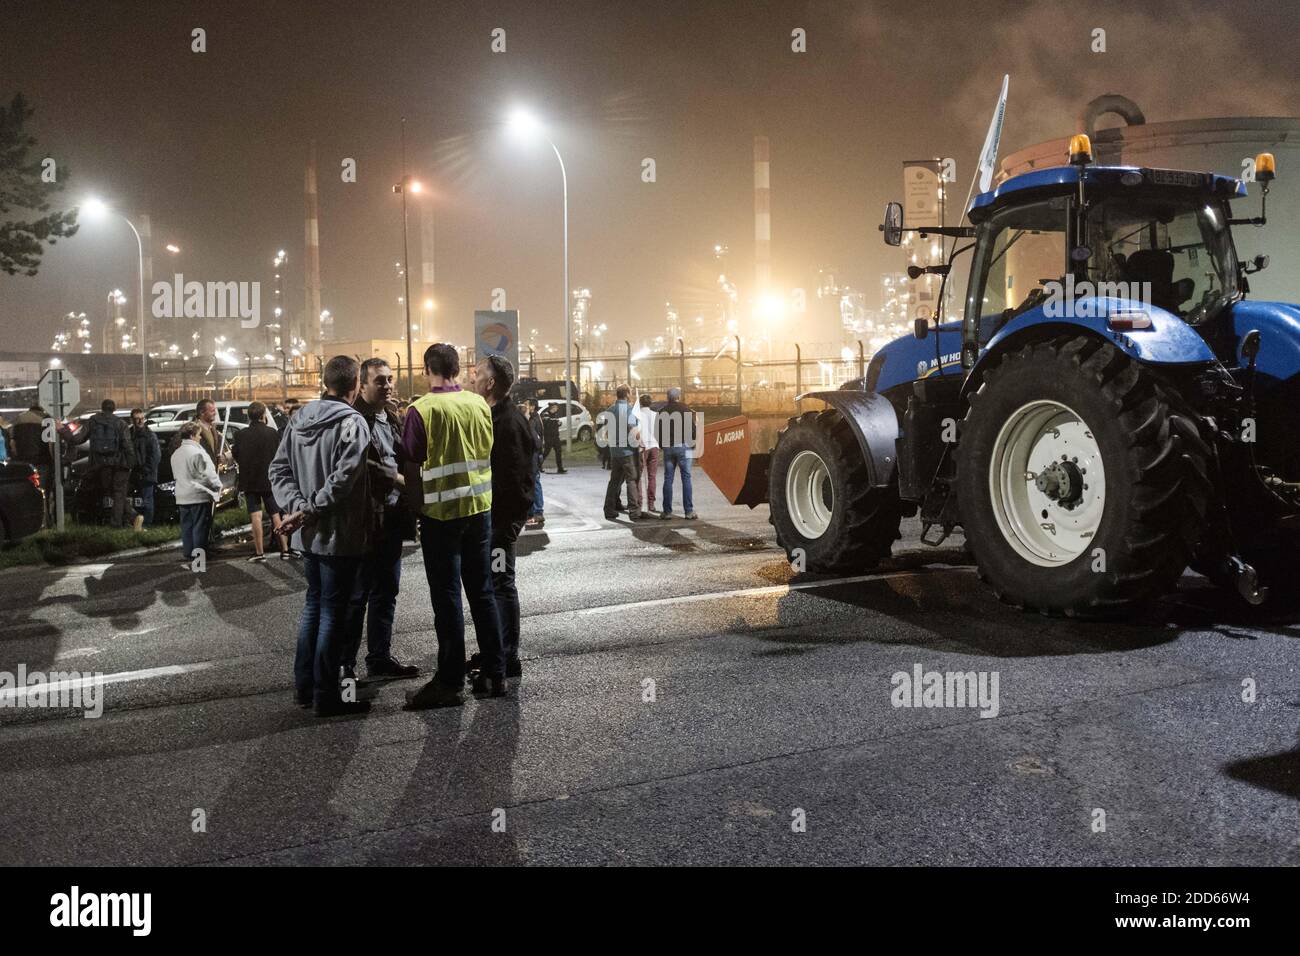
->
xmin=967 ymin=301 xmax=1216 ymax=395
xmin=796 ymin=389 xmax=899 ymax=489
xmin=1230 ymin=300 xmax=1300 ymax=388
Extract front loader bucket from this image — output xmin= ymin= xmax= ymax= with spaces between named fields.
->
xmin=700 ymin=415 xmax=769 ymax=507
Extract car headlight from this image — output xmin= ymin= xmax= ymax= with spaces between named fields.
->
xmin=158 ymin=481 xmax=176 ymax=493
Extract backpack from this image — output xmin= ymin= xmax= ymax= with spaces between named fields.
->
xmin=89 ymin=417 xmax=121 ymax=457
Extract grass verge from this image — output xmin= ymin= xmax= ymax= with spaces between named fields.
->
xmin=0 ymin=506 xmax=250 ymax=571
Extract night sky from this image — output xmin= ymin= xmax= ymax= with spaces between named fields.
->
xmin=2 ymin=0 xmax=1296 ymax=354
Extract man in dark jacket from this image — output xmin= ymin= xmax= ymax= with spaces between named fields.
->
xmin=472 ymin=355 xmax=535 ymax=678
xmin=656 ymin=387 xmax=700 ymax=520
xmin=344 ymin=359 xmax=419 ymax=682
xmin=541 ymin=403 xmax=566 ymax=473
xmin=271 ymin=355 xmax=373 ymax=718
xmin=525 ymin=399 xmax=545 ymax=528
xmin=128 ymin=408 xmax=160 ymax=529
xmin=231 ymin=401 xmax=291 ymax=561
xmin=72 ymin=399 xmax=136 ymax=527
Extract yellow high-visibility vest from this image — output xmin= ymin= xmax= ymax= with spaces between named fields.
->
xmin=413 ymin=388 xmax=494 ymax=520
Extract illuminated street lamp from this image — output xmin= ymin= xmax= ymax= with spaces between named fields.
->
xmin=81 ymin=199 xmax=179 ymax=401
xmin=507 ymin=105 xmax=573 ymax=451
xmin=392 ymin=117 xmax=426 ymax=396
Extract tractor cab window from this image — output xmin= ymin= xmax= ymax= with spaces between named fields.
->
xmin=1083 ymin=195 xmax=1238 ymax=324
xmin=967 ymin=198 xmax=1068 ymax=337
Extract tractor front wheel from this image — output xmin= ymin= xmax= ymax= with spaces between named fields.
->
xmin=768 ymin=409 xmax=901 ymax=573
xmin=957 ymin=336 xmax=1211 ymax=615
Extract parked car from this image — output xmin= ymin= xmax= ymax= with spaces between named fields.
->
xmin=70 ymin=420 xmax=243 ymax=525
xmin=511 ymin=378 xmax=579 ymax=403
xmin=145 ymin=401 xmax=287 ymax=430
xmin=0 ymin=461 xmax=45 ymax=544
xmin=536 ymin=398 xmax=594 ymax=443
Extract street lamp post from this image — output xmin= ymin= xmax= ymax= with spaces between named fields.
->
xmin=392 ymin=117 xmax=425 ymax=398
xmin=507 ymin=108 xmax=572 ymax=452
xmin=80 ymin=199 xmax=181 ymax=405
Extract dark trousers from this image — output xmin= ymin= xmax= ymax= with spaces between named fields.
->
xmin=344 ymin=515 xmax=404 ymax=669
xmin=491 ymin=519 xmax=525 ymax=663
xmin=604 ymin=454 xmax=640 ymax=516
xmin=179 ymin=502 xmax=213 ymax=562
xmin=96 ymin=465 xmax=131 ymax=527
xmin=542 ymin=439 xmax=563 ymax=471
xmin=136 ymin=482 xmax=155 ymax=526
xmin=419 ymin=511 xmax=504 ymax=686
xmin=295 ymin=553 xmax=363 ymax=706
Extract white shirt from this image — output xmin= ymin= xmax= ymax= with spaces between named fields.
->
xmin=635 ymin=406 xmax=658 ymax=450
xmin=171 ymin=438 xmax=223 ymax=504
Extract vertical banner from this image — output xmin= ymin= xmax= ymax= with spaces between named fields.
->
xmin=475 ymin=309 xmax=520 ymax=375
xmin=902 ymin=160 xmax=946 ymax=324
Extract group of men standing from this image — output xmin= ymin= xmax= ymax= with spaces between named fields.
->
xmin=268 ymin=345 xmax=536 ymax=718
xmin=601 ymin=386 xmax=697 ymax=522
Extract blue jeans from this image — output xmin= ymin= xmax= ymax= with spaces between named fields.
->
xmin=345 ymin=515 xmax=404 ymax=668
xmin=179 ymin=503 xmax=212 ymax=562
xmin=295 ymin=553 xmax=363 ymax=706
xmin=662 ymin=447 xmax=694 ymax=514
xmin=530 ymin=468 xmax=544 ymax=516
xmin=419 ymin=511 xmax=504 ymax=686
xmin=136 ymin=482 xmax=155 ymax=526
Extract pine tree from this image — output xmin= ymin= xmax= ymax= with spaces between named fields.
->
xmin=0 ymin=93 xmax=78 ymax=276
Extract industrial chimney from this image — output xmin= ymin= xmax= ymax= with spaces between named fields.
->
xmin=754 ymin=136 xmax=771 ymax=294
xmin=304 ymin=144 xmax=322 ymax=354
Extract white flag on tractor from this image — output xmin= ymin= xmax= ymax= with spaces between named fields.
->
xmin=976 ymin=74 xmax=1010 ymax=194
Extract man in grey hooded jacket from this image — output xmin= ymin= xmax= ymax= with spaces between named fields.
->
xmin=270 ymin=355 xmax=373 ymax=717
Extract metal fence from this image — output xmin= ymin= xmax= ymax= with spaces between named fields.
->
xmin=3 ymin=338 xmax=877 ymax=418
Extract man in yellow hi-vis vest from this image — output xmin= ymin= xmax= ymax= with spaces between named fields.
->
xmin=401 ymin=344 xmax=507 ymax=708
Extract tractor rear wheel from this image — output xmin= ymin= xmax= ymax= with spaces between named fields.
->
xmin=768 ymin=409 xmax=901 ymax=573
xmin=957 ymin=336 xmax=1211 ymax=615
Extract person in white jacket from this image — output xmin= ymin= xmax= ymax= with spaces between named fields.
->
xmin=172 ymin=421 xmax=223 ymax=566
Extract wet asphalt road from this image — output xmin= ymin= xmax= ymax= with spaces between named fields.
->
xmin=0 ymin=462 xmax=1296 ymax=866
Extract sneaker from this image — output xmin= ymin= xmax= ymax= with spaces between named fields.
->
xmin=281 ymin=548 xmax=302 ymax=559
xmin=403 ymin=677 xmax=464 ymax=710
xmin=685 ymin=512 xmax=699 ymax=520
xmin=532 ymin=515 xmax=545 ymax=529
xmin=314 ymin=699 xmax=371 ymax=718
xmin=294 ymin=690 xmax=313 ymax=708
xmin=248 ymin=553 xmax=266 ymax=563
xmin=471 ymin=673 xmax=509 ymax=698
xmin=604 ymin=512 xmax=619 ymax=521
xmin=627 ymin=511 xmax=645 ymax=520
xmin=367 ymin=657 xmax=420 ymax=681
xmin=660 ymin=511 xmax=673 ymax=520
xmin=557 ymin=468 xmax=568 ymax=474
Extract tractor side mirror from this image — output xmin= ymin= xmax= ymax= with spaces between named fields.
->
xmin=913 ymin=318 xmax=930 ymax=340
xmin=1245 ymin=254 xmax=1270 ymax=275
xmin=880 ymin=202 xmax=903 ymax=246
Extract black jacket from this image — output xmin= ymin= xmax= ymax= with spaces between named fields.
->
xmin=74 ymin=411 xmax=136 ymax=469
xmin=654 ymin=399 xmax=697 ymax=448
xmin=130 ymin=425 xmax=161 ymax=484
xmin=527 ymin=410 xmax=544 ymax=461
xmin=231 ymin=421 xmax=281 ymax=494
xmin=491 ymin=400 xmax=537 ymax=528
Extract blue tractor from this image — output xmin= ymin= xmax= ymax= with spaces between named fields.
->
xmin=758 ymin=136 xmax=1294 ymax=615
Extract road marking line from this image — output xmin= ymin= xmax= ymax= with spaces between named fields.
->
xmin=0 ymin=661 xmax=215 ymax=705
xmin=577 ymin=566 xmax=977 ymax=615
